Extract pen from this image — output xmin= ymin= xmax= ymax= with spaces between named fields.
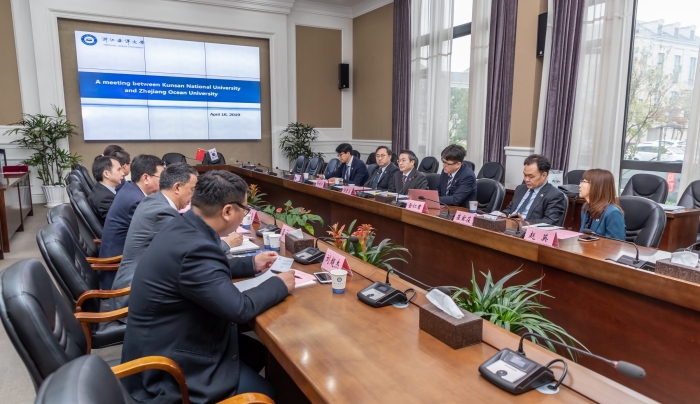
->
xmin=272 ymin=269 xmax=302 ymax=279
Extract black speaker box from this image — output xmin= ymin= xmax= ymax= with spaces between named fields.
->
xmin=339 ymin=63 xmax=349 ymax=89
xmin=536 ymin=12 xmax=547 ymax=58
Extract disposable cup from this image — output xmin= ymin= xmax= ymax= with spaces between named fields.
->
xmin=331 ymin=269 xmax=348 ymax=294
xmin=469 ymin=201 xmax=478 ymax=213
xmin=262 ymin=232 xmax=274 ymax=249
xmin=269 ymin=234 xmax=281 ymax=251
xmin=241 ymin=213 xmax=253 ymax=229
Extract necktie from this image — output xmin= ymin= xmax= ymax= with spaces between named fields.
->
xmin=515 ymin=190 xmax=534 ymax=215
xmin=372 ymin=168 xmax=383 ymax=188
xmin=402 ymin=175 xmax=408 ymax=186
xmin=344 ymin=165 xmax=350 ymax=180
xmin=446 ymin=175 xmax=454 ymax=195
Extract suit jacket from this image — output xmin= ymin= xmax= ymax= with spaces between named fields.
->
xmin=502 ymin=182 xmax=567 ymax=225
xmin=364 ymin=163 xmax=399 ymax=190
xmin=438 ymin=165 xmax=476 ymax=208
xmin=88 ymin=183 xmax=115 ymax=226
xmin=116 ymin=178 xmax=126 ymax=192
xmin=121 ymin=210 xmax=288 ymax=404
xmin=581 ymin=203 xmax=626 ymax=241
xmin=327 ymin=157 xmax=369 ymax=185
xmin=388 ymin=169 xmax=429 ymax=194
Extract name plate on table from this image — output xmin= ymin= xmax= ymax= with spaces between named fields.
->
xmin=249 ymin=209 xmax=260 ymax=223
xmin=405 ymin=200 xmax=428 ymax=213
xmin=279 ymin=224 xmax=296 ymax=241
xmin=453 ymin=211 xmax=476 ymax=226
xmin=321 ymin=249 xmax=352 ymax=275
xmin=524 ymin=228 xmax=559 ymax=247
xmin=316 ymin=179 xmax=328 ymax=188
xmin=341 ymin=186 xmax=356 ymax=195
xmin=293 ymin=174 xmax=302 ymax=182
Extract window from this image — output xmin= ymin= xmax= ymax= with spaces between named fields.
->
xmin=675 ymin=27 xmax=680 ymax=37
xmin=690 ymin=57 xmax=697 ymax=85
xmin=448 ymin=0 xmax=473 ymax=149
xmin=674 ymin=55 xmax=681 ymax=82
xmin=691 ymin=30 xmax=696 ymax=40
xmin=657 ymin=52 xmax=665 ymax=66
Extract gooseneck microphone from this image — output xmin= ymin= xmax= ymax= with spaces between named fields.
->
xmin=315 ymin=235 xmax=359 ymax=249
xmin=581 ymin=229 xmax=646 ymax=268
xmin=255 ymin=163 xmax=277 ymax=176
xmin=418 ymin=195 xmax=453 ymax=219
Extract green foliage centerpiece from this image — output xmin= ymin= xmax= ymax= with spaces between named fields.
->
xmin=326 ymin=220 xmax=410 ymax=271
xmin=262 ymin=200 xmax=323 ymax=235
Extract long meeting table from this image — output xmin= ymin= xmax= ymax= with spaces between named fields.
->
xmin=198 ymin=165 xmax=698 ymax=403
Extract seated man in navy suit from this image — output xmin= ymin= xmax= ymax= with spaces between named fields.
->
xmin=88 ymin=156 xmax=124 ymax=226
xmin=437 ymin=144 xmax=476 ymax=208
xmin=320 ymin=143 xmax=369 ymax=185
xmin=110 ymin=149 xmax=131 ymax=192
xmin=98 ymin=154 xmax=164 ymax=289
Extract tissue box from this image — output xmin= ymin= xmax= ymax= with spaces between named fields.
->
xmin=284 ymin=232 xmax=315 ymax=254
xmin=655 ymin=258 xmax=700 ymax=284
xmin=419 ymin=303 xmax=482 ymax=349
xmin=473 ymin=216 xmax=507 ymax=233
xmin=375 ymin=194 xmax=397 ymax=204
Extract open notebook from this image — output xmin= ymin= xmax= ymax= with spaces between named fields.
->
xmin=229 ymin=239 xmax=260 ymax=254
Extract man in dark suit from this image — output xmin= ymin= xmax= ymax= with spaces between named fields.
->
xmin=438 ymin=144 xmax=476 ymax=208
xmin=321 ymin=143 xmax=369 ymax=185
xmin=110 ymin=149 xmax=130 ymax=192
xmin=500 ymin=154 xmax=567 ymax=225
xmin=98 ymin=154 xmax=164 ymax=289
xmin=122 ymin=170 xmax=295 ymax=403
xmin=364 ymin=146 xmax=399 ymax=190
xmin=388 ymin=150 xmax=429 ymax=194
xmin=88 ymin=156 xmax=123 ymax=226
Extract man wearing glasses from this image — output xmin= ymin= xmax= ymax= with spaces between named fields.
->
xmin=320 ymin=143 xmax=369 ymax=185
xmin=98 ymin=154 xmax=164 ymax=289
xmin=389 ymin=150 xmax=429 ymax=193
xmin=438 ymin=145 xmax=476 ymax=208
xmin=364 ymin=146 xmax=399 ymax=190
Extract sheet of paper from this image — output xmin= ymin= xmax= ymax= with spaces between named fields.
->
xmin=658 ymin=203 xmax=685 ymax=211
xmin=229 ymin=239 xmax=260 ymax=254
xmin=236 ymin=226 xmax=251 ymax=234
xmin=269 ymin=256 xmax=294 ymax=272
xmin=293 ymin=270 xmax=317 ymax=288
xmin=233 ymin=270 xmax=275 ymax=292
xmin=536 ymin=226 xmax=563 ymax=231
xmin=554 ymin=229 xmax=582 ymax=240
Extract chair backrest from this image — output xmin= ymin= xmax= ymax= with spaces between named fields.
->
xmin=366 ymin=153 xmax=377 ymax=165
xmin=71 ymin=164 xmax=94 ymax=190
xmin=477 ymin=162 xmax=505 ymax=183
xmin=35 ymin=355 xmax=135 ymax=404
xmin=418 ymin=157 xmax=439 ymax=173
xmin=391 ymin=153 xmax=398 ymax=164
xmin=678 ymin=180 xmax=700 ymax=234
xmin=557 ymin=189 xmax=569 ymax=227
xmin=162 ymin=153 xmax=188 ymax=167
xmin=475 ymin=179 xmax=506 ymax=213
xmin=67 ymin=173 xmax=90 ymax=196
xmin=621 ymin=174 xmax=668 ymax=203
xmin=564 ymin=170 xmax=585 ymax=185
xmin=0 ymin=259 xmax=88 ymax=390
xmin=351 ymin=150 xmax=361 ymax=159
xmin=47 ymin=205 xmax=99 ymax=258
xmin=305 ymin=157 xmax=325 ymax=176
xmin=618 ymin=195 xmax=667 ymax=248
xmin=37 ymin=222 xmax=100 ymax=312
xmin=426 ymin=173 xmax=441 ymax=191
xmin=292 ymin=156 xmax=307 ymax=174
xmin=72 ymin=192 xmax=103 ymax=239
xmin=71 ymin=170 xmax=92 ymax=193
xmin=463 ymin=160 xmax=476 ymax=171
xmin=202 ymin=151 xmax=225 ymax=165
xmin=323 ymin=158 xmax=340 ymax=177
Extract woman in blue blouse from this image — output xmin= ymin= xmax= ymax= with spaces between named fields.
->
xmin=579 ymin=169 xmax=626 ymax=241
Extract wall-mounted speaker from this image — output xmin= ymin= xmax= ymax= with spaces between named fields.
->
xmin=339 ymin=63 xmax=349 ymax=89
xmin=536 ymin=12 xmax=547 ymax=58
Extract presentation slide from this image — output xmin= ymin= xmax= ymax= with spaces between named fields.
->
xmin=74 ymin=31 xmax=262 ymax=141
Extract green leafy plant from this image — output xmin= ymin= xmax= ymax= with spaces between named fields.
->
xmin=444 ymin=267 xmax=587 ymax=361
xmin=247 ymin=184 xmax=267 ymax=208
xmin=326 ymin=220 xmax=410 ymax=271
xmin=262 ymin=200 xmax=323 ymax=235
xmin=3 ymin=106 xmax=81 ymax=186
xmin=279 ymin=122 xmax=324 ymax=164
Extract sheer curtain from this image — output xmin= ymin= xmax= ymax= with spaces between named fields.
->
xmin=466 ymin=0 xmax=491 ymax=169
xmin=409 ymin=0 xmax=455 ymax=160
xmin=567 ymin=0 xmax=635 ymax=181
xmin=679 ymin=59 xmax=700 ymax=193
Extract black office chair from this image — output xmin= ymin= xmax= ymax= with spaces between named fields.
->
xmin=463 ymin=160 xmax=476 ymax=171
xmin=323 ymin=158 xmax=340 ymax=178
xmin=618 ymin=195 xmax=666 ymax=248
xmin=202 ymin=151 xmax=226 ymax=165
xmin=47 ymin=205 xmax=101 ymax=259
xmin=564 ymin=170 xmax=585 ymax=185
xmin=71 ymin=164 xmax=95 ymax=191
xmin=557 ymin=189 xmax=569 ymax=228
xmin=418 ymin=157 xmax=439 ymax=173
xmin=70 ymin=170 xmax=92 ymax=194
xmin=66 ymin=174 xmax=90 ymax=196
xmin=678 ymin=180 xmax=700 ymax=244
xmin=71 ymin=192 xmax=103 ymax=239
xmin=476 ymin=179 xmax=506 ymax=213
xmin=426 ymin=173 xmax=441 ymax=191
xmin=621 ymin=174 xmax=669 ymax=203
xmin=304 ymin=157 xmax=325 ymax=176
xmin=351 ymin=150 xmax=361 ymax=159
xmin=391 ymin=153 xmax=398 ymax=164
xmin=477 ymin=162 xmax=505 ymax=183
xmin=162 ymin=152 xmax=188 ymax=166
xmin=291 ymin=156 xmax=307 ymax=174
xmin=366 ymin=153 xmax=377 ymax=165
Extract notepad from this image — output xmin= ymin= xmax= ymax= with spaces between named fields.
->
xmin=293 ymin=270 xmax=317 ymax=288
xmin=229 ymin=239 xmax=260 ymax=254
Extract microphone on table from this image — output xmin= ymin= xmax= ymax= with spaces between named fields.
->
xmin=676 ymin=241 xmax=700 ymax=252
xmin=255 ymin=163 xmax=277 ymax=176
xmin=292 ymin=235 xmax=359 ymax=265
xmin=418 ymin=195 xmax=453 ymax=219
xmin=581 ymin=229 xmax=648 ymax=269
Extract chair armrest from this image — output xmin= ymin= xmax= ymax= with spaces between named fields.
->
xmin=218 ymin=393 xmax=274 ymax=404
xmin=93 ymin=238 xmax=101 ymax=244
xmin=86 ymin=255 xmax=122 ymax=264
xmin=76 ymin=287 xmax=130 ymax=312
xmin=74 ymin=307 xmax=128 ymax=354
xmin=111 ymin=356 xmax=190 ymax=404
xmin=91 ymin=263 xmax=120 ymax=270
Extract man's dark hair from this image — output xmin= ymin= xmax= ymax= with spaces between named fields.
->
xmin=110 ymin=150 xmax=131 ymax=166
xmin=375 ymin=146 xmax=391 ymax=156
xmin=523 ymin=154 xmax=551 ymax=173
xmin=441 ymin=144 xmax=466 ymax=162
xmin=336 ymin=143 xmax=353 ymax=154
xmin=160 ymin=163 xmax=197 ymax=190
xmin=192 ymin=170 xmax=248 ymax=217
xmin=103 ymin=145 xmax=124 ymax=156
xmin=399 ymin=150 xmax=419 ymax=167
xmin=92 ymin=156 xmax=118 ymax=182
xmin=130 ymin=155 xmax=164 ymax=183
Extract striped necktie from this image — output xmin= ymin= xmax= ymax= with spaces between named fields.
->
xmin=372 ymin=168 xmax=383 ymax=188
xmin=446 ymin=174 xmax=454 ymax=195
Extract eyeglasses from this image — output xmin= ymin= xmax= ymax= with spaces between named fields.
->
xmin=150 ymin=174 xmax=160 ymax=178
xmin=580 ymin=179 xmax=590 ymax=184
xmin=441 ymin=160 xmax=460 ymax=167
xmin=226 ymin=200 xmax=250 ymax=216
xmin=376 ymin=154 xmax=388 ymax=158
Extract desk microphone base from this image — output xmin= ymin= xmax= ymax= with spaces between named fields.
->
xmin=614 ymin=255 xmax=656 ymax=272
xmin=437 ymin=213 xmax=455 ymax=220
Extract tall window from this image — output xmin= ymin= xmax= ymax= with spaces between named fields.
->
xmin=621 ymin=0 xmax=700 ymax=203
xmin=448 ymin=0 xmax=473 ymax=149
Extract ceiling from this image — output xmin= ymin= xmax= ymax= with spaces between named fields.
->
xmin=300 ymin=0 xmax=371 ymax=7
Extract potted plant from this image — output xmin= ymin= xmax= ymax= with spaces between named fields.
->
xmin=247 ymin=184 xmax=267 ymax=208
xmin=262 ymin=200 xmax=323 ymax=235
xmin=3 ymin=106 xmax=81 ymax=207
xmin=326 ymin=220 xmax=410 ymax=271
xmin=279 ymin=122 xmax=324 ymax=167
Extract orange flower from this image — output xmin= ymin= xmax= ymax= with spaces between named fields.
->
xmin=327 ymin=223 xmax=346 ymax=248
xmin=352 ymin=224 xmax=375 ymax=253
xmin=275 ymin=208 xmax=282 ymax=213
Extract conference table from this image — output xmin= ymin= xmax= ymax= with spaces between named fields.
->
xmin=198 ymin=165 xmax=698 ymax=403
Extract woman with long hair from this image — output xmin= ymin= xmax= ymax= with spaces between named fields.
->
xmin=579 ymin=169 xmax=626 ymax=241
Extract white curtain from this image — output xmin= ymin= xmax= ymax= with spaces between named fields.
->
xmin=409 ymin=0 xmax=455 ymax=161
xmin=567 ymin=0 xmax=635 ymax=182
xmin=534 ymin=0 xmax=554 ymax=154
xmin=679 ymin=58 xmax=700 ymax=193
xmin=466 ymin=0 xmax=491 ymax=169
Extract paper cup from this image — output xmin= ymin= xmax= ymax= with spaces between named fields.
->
xmin=337 ymin=178 xmax=344 ymax=186
xmin=331 ymin=269 xmax=348 ymax=294
xmin=303 ymin=173 xmax=309 ymax=180
xmin=241 ymin=213 xmax=253 ymax=229
xmin=269 ymin=234 xmax=281 ymax=251
xmin=262 ymin=231 xmax=273 ymax=249
xmin=469 ymin=201 xmax=478 ymax=213
xmin=349 ymin=183 xmax=355 ymax=188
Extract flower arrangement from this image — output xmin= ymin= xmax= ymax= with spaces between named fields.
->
xmin=247 ymin=184 xmax=267 ymax=208
xmin=262 ymin=200 xmax=323 ymax=235
xmin=326 ymin=220 xmax=410 ymax=271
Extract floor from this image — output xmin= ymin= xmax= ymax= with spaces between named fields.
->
xmin=0 ymin=204 xmax=121 ymax=403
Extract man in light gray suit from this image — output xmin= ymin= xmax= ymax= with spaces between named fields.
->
xmin=109 ymin=163 xmax=242 ymax=315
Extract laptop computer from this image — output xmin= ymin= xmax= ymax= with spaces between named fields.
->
xmin=407 ymin=189 xmax=441 ymax=209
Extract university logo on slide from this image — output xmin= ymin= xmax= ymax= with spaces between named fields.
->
xmin=81 ymin=34 xmax=97 ymax=46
